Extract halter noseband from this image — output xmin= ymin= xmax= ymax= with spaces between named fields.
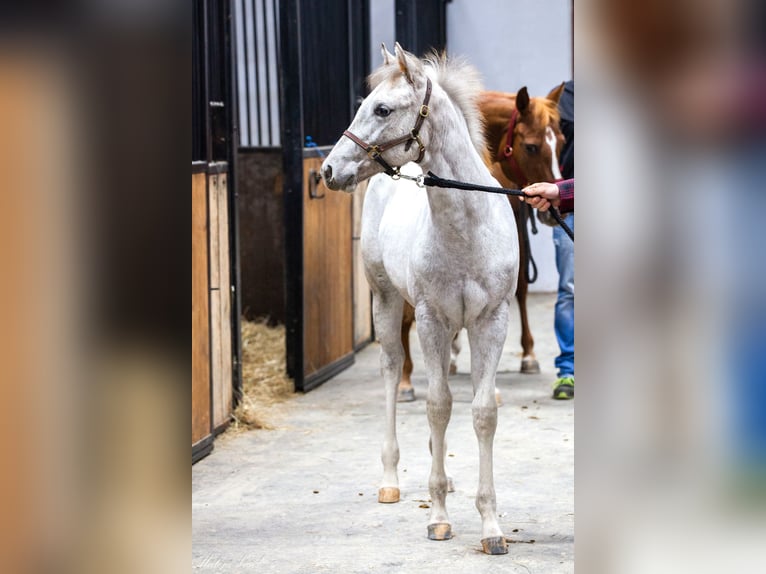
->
xmin=499 ymin=108 xmax=530 ymax=188
xmin=342 ymin=78 xmax=433 ymax=178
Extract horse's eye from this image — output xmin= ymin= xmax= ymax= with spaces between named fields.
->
xmin=375 ymin=104 xmax=391 ymax=118
xmin=525 ymin=144 xmax=539 ymax=154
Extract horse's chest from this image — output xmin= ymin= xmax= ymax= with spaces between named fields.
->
xmin=409 ymin=243 xmax=516 ymax=323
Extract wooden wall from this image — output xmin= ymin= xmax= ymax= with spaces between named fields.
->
xmin=192 ymin=169 xmax=235 ymax=460
xmin=236 ymin=149 xmax=373 ymax=390
xmin=192 ymin=172 xmax=212 ymax=447
xmin=208 ymin=173 xmax=233 ymax=428
xmin=302 ymin=157 xmax=354 ymax=378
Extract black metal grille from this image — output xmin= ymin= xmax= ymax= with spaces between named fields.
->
xmin=300 ymin=0 xmax=369 ymax=147
xmin=233 ymin=0 xmax=368 ymax=149
xmin=395 ymin=0 xmax=448 ymax=57
xmin=235 ymin=0 xmax=281 ymax=147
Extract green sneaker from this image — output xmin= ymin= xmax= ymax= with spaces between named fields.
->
xmin=552 ymin=376 xmax=574 ymax=400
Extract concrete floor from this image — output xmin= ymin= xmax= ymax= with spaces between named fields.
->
xmin=193 ymin=293 xmax=573 ymax=573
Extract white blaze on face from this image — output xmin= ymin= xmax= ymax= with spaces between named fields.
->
xmin=545 ymin=126 xmax=562 ymax=180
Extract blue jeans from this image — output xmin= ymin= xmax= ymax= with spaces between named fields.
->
xmin=553 ymin=213 xmax=574 ymax=377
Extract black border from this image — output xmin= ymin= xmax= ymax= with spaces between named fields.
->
xmin=280 ymin=0 xmax=306 ymax=389
xmin=192 ymin=435 xmax=215 ymax=464
xmin=302 ymin=352 xmax=356 ymax=393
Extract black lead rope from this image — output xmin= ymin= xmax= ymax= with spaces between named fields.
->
xmin=422 ymin=171 xmax=574 ymax=242
xmin=520 ymin=202 xmax=539 ymax=284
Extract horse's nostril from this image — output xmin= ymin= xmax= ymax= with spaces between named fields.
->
xmin=323 ymin=164 xmax=333 ymax=181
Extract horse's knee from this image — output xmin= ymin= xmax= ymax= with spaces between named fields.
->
xmin=380 ymin=346 xmax=404 ymax=372
xmin=472 ymin=404 xmax=498 ymax=436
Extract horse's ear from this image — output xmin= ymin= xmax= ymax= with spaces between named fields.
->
xmin=516 ymin=87 xmax=530 ymax=113
xmin=394 ymin=42 xmax=418 ymax=85
xmin=381 ymin=43 xmax=394 ymax=66
xmin=547 ymin=82 xmax=565 ymax=105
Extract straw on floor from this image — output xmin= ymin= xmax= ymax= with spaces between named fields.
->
xmin=227 ymin=318 xmax=295 ymax=433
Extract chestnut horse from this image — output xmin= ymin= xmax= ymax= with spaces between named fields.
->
xmin=397 ymin=85 xmax=565 ymax=402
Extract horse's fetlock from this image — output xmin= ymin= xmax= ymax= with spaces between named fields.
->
xmin=475 ymin=490 xmax=497 ymax=512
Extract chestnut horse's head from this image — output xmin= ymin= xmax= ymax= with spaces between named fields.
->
xmin=479 ymin=84 xmax=566 ymax=187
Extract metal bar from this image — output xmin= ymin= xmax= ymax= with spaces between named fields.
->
xmin=279 ymin=0 xmax=305 ymax=389
xmin=245 ymin=0 xmax=257 ymax=146
xmin=395 ymin=0 xmax=416 ymax=54
xmin=252 ymin=0 xmax=263 ymax=146
xmin=203 ymin=0 xmax=212 ymax=163
xmin=263 ymin=0 xmax=273 ymax=146
xmin=271 ymin=0 xmax=280 ymax=146
xmin=224 ymin=0 xmax=244 ymax=409
xmin=203 ymin=0 xmax=216 ymax=446
xmin=238 ymin=0 xmax=250 ymax=146
xmin=346 ymin=0 xmax=356 ymax=124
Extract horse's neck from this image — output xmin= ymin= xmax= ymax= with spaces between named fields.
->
xmin=422 ymin=127 xmax=494 ymax=226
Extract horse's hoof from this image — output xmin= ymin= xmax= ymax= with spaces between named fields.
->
xmin=397 ymin=387 xmax=416 ymax=402
xmin=378 ymin=487 xmax=400 ymax=503
xmin=481 ymin=536 xmax=508 ymax=555
xmin=449 ymin=362 xmax=457 ymax=375
xmin=520 ymin=358 xmax=540 ymax=374
xmin=427 ymin=523 xmax=453 ymax=540
xmin=447 ymin=476 xmax=455 ymax=492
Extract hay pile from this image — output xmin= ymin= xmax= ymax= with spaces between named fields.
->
xmin=228 ymin=318 xmax=295 ymax=433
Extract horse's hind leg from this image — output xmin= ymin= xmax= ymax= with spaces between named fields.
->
xmin=372 ymin=291 xmax=406 ymax=503
xmin=415 ymin=307 xmax=454 ymax=541
xmin=397 ymin=303 xmax=416 ymax=402
xmin=516 ymin=214 xmax=540 ymax=375
xmin=516 ymin=274 xmax=540 ymax=374
xmin=449 ymin=331 xmax=461 ymax=375
xmin=468 ymin=302 xmax=510 ymax=555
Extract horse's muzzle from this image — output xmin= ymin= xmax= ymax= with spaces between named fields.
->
xmin=321 ymin=162 xmax=355 ymax=191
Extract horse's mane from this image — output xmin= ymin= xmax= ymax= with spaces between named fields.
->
xmin=423 ymin=52 xmax=487 ymax=156
xmin=368 ymin=51 xmax=487 ymax=156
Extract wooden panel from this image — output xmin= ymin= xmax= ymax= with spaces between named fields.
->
xmin=192 ymin=173 xmax=212 ymax=445
xmin=210 ymin=173 xmax=233 ymax=428
xmin=352 ymin=182 xmax=372 ymax=347
xmin=302 ymin=157 xmax=354 ymax=377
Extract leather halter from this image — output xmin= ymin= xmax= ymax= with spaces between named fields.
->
xmin=342 ymin=78 xmax=432 ymax=177
xmin=499 ymin=108 xmax=530 ymax=188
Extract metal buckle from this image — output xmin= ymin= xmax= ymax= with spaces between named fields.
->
xmin=419 ymin=105 xmax=429 ymax=118
xmin=367 ymin=145 xmax=381 ymax=159
xmin=504 ymin=145 xmax=513 ymax=157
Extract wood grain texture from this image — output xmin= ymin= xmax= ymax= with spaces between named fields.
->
xmin=302 ymin=157 xmax=354 ymax=377
xmin=210 ymin=174 xmax=233 ymax=428
xmin=192 ymin=173 xmax=212 ymax=444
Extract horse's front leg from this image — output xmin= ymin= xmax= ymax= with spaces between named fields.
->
xmin=372 ymin=291 xmax=406 ymax=503
xmin=468 ymin=302 xmax=511 ymax=555
xmin=415 ymin=306 xmax=454 ymax=541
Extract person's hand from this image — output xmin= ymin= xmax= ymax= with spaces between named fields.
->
xmin=522 ymin=182 xmax=560 ymax=212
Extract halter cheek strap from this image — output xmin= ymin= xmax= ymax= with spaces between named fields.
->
xmin=499 ymin=108 xmax=530 ymax=188
xmin=342 ymin=78 xmax=432 ymax=177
